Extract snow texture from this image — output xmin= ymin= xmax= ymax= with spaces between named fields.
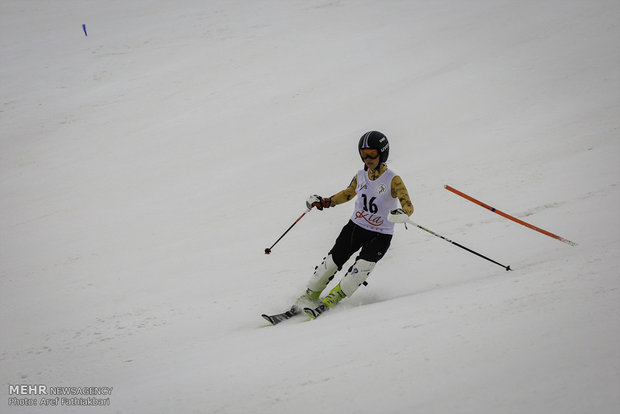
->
xmin=1 ymin=1 xmax=619 ymax=413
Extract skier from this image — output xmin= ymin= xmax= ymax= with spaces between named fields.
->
xmin=299 ymin=131 xmax=414 ymax=318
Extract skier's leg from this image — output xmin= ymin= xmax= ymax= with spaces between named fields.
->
xmin=321 ymin=231 xmax=391 ymax=308
xmin=295 ymin=254 xmax=337 ymax=310
xmin=306 ymin=254 xmax=338 ymax=298
xmin=322 ymin=259 xmax=375 ymax=307
xmin=296 ymin=222 xmax=360 ymax=309
xmin=328 ymin=220 xmax=364 ymax=268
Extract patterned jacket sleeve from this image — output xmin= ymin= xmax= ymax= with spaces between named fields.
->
xmin=391 ymin=176 xmax=414 ymax=215
xmin=330 ymin=175 xmax=358 ymax=206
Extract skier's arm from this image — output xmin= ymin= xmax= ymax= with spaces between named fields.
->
xmin=391 ymin=176 xmax=414 ymax=215
xmin=330 ymin=175 xmax=358 ymax=206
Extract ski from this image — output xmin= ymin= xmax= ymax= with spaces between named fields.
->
xmin=262 ymin=306 xmax=300 ymax=325
xmin=303 ymin=303 xmax=329 ymax=320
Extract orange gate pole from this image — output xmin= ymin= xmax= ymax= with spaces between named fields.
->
xmin=445 ymin=185 xmax=577 ymax=246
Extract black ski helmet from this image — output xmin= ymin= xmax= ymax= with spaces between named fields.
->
xmin=358 ymin=131 xmax=389 ymax=164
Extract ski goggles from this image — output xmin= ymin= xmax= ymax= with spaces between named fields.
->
xmin=360 ymin=149 xmax=380 ymax=159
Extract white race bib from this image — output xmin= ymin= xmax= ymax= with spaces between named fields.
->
xmin=350 ymin=168 xmax=398 ymax=234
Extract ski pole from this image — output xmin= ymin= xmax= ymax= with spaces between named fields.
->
xmin=444 ymin=185 xmax=577 ymax=246
xmin=265 ymin=209 xmax=311 ymax=255
xmin=407 ymin=219 xmax=511 ymax=271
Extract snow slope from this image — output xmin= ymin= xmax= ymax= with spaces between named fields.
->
xmin=1 ymin=1 xmax=619 ymax=413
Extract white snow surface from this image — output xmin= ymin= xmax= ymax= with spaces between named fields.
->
xmin=1 ymin=1 xmax=619 ymax=413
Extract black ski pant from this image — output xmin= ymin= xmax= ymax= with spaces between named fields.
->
xmin=329 ymin=220 xmax=392 ymax=270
